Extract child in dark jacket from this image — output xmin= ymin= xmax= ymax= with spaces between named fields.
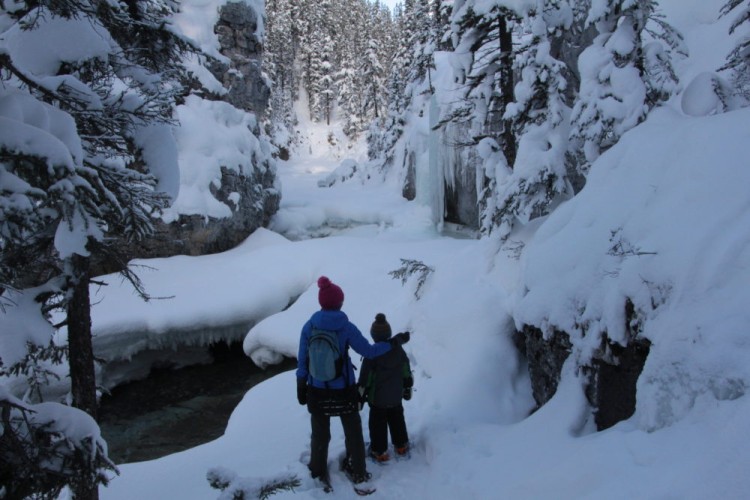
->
xmin=358 ymin=313 xmax=413 ymax=462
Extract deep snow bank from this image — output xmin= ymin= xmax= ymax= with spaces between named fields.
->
xmin=514 ymin=106 xmax=750 ymax=430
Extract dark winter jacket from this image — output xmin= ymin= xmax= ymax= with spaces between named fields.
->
xmin=297 ymin=309 xmax=391 ymax=390
xmin=358 ymin=343 xmax=412 ymax=408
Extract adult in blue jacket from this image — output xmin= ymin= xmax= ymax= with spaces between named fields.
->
xmin=297 ymin=276 xmax=408 ymax=488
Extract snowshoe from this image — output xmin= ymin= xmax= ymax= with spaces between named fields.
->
xmin=312 ymin=473 xmax=333 ymax=493
xmin=340 ymin=456 xmax=376 ymax=495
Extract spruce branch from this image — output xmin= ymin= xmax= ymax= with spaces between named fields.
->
xmin=257 ymin=476 xmax=302 ymax=499
xmin=207 ymin=468 xmax=301 ymax=499
xmin=389 ymin=258 xmax=435 ymax=299
xmin=607 ymin=229 xmax=657 ymax=258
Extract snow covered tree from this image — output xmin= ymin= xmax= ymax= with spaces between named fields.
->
xmin=265 ymin=0 xmax=298 ymax=142
xmin=409 ymin=0 xmax=439 ymax=87
xmin=437 ymin=0 xmax=522 ymax=236
xmin=485 ymin=0 xmax=573 ymax=237
xmin=334 ymin=1 xmax=367 ymax=137
xmin=0 ymin=0 xmax=196 ymax=496
xmin=448 ymin=1 xmax=518 ymax=164
xmin=264 ymin=0 xmax=395 ymax=140
xmin=316 ymin=45 xmax=337 ymax=125
xmin=304 ymin=13 xmax=339 ymax=127
xmin=338 ymin=57 xmax=364 ymax=137
xmin=0 ymin=391 xmax=118 ymax=499
xmin=720 ymin=0 xmax=750 ymax=100
xmin=371 ymin=0 xmax=440 ymax=167
xmin=569 ymin=0 xmax=682 ymax=173
xmin=361 ymin=38 xmax=388 ymax=122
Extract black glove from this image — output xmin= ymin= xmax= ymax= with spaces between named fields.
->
xmin=404 ymin=376 xmax=414 ymax=389
xmin=297 ymin=378 xmax=307 ymax=405
xmin=390 ymin=331 xmax=410 ymax=346
xmin=403 ymin=387 xmax=412 ymax=401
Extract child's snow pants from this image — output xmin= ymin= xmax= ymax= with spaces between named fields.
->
xmin=368 ymin=404 xmax=408 ymax=454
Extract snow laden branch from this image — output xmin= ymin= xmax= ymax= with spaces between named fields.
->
xmin=207 ymin=467 xmax=301 ymax=500
xmin=607 ymin=229 xmax=658 ymax=258
xmin=0 ymin=341 xmax=67 ymax=403
xmin=0 ymin=391 xmax=118 ymax=499
xmin=389 ymin=258 xmax=435 ymax=299
xmin=719 ymin=0 xmax=750 ymax=99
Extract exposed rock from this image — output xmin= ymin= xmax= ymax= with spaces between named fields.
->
xmin=444 ymin=170 xmax=478 ymax=227
xmin=583 ymin=336 xmax=651 ymax=430
xmin=211 ymin=2 xmax=270 ymax=115
xmin=124 ymin=163 xmax=279 ymax=261
xmin=95 ymin=158 xmax=279 ymax=273
xmin=517 ymin=300 xmax=652 ymax=430
xmin=402 ymin=151 xmax=416 ymax=201
xmin=515 ymin=325 xmax=572 ymax=407
xmin=93 ymin=1 xmax=277 ymax=273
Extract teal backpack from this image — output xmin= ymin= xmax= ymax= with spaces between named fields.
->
xmin=308 ymin=327 xmax=343 ymax=382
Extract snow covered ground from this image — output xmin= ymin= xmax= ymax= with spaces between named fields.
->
xmin=3 ymin=0 xmax=747 ymax=497
xmin=80 ymin=1 xmax=750 ymax=497
xmin=98 ymin=94 xmax=750 ymax=498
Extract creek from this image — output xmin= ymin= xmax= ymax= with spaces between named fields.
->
xmin=98 ymin=341 xmax=295 ymax=464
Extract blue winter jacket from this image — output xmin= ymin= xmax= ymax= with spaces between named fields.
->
xmin=297 ymin=309 xmax=391 ymax=389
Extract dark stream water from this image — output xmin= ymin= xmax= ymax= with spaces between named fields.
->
xmin=98 ymin=342 xmax=296 ymax=464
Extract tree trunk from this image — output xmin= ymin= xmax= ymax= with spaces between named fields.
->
xmin=498 ymin=15 xmax=516 ymax=167
xmin=67 ymin=253 xmax=99 ymax=500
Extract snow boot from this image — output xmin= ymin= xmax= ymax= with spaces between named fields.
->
xmin=369 ymin=449 xmax=390 ymax=463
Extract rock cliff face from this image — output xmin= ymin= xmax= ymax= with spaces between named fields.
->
xmin=514 ymin=301 xmax=651 ymax=431
xmin=107 ymin=2 xmax=277 ymax=266
xmin=212 ymin=2 xmax=270 ymax=115
xmin=135 ymin=161 xmax=279 ymax=259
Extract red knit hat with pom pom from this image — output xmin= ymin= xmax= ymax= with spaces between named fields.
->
xmin=318 ymin=276 xmax=344 ymax=310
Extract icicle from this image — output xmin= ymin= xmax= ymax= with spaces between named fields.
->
xmin=428 ymin=93 xmax=444 ymax=230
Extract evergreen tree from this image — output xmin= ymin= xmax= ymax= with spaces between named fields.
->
xmin=569 ymin=0 xmax=681 ymax=173
xmin=0 ymin=0 xmax=197 ymax=496
xmin=444 ymin=1 xmax=519 ymax=235
xmin=438 ymin=0 xmax=519 ymax=185
xmin=720 ymin=0 xmax=750 ymax=100
xmin=314 ymin=36 xmax=337 ymax=125
xmin=338 ymin=55 xmax=364 ymax=137
xmin=265 ymin=0 xmax=297 ymax=139
xmin=362 ymin=38 xmax=387 ymax=121
xmin=486 ymin=0 xmax=573 ymax=238
xmin=265 ymin=0 xmax=395 ymax=138
xmin=293 ymin=0 xmax=316 ymax=115
xmin=372 ymin=0 xmax=439 ymax=167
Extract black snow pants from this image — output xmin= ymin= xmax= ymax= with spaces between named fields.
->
xmin=368 ymin=404 xmax=408 ymax=454
xmin=308 ymin=386 xmax=366 ymax=480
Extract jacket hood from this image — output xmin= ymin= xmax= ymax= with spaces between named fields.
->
xmin=310 ymin=309 xmax=349 ymax=331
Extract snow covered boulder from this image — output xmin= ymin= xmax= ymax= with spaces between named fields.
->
xmin=680 ymin=72 xmax=739 ymax=117
xmin=317 ymin=159 xmax=363 ymax=187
